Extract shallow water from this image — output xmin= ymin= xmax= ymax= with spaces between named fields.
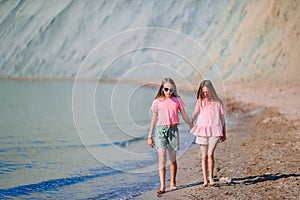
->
xmin=0 ymin=80 xmax=195 ymax=199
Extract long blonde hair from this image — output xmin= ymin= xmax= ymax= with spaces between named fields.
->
xmin=155 ymin=78 xmax=180 ymax=99
xmin=196 ymin=80 xmax=220 ymax=101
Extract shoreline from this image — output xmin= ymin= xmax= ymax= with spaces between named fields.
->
xmin=1 ymin=78 xmax=299 ymax=199
xmin=136 ymin=81 xmax=300 ymax=199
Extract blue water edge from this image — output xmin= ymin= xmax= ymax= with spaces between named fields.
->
xmin=0 ymin=80 xmax=195 ymax=199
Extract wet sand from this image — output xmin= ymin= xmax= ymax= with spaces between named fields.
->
xmin=136 ymin=81 xmax=300 ymax=199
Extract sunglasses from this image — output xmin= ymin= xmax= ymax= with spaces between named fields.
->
xmin=163 ymin=87 xmax=174 ymax=92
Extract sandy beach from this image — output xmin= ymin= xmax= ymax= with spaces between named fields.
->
xmin=1 ymin=0 xmax=299 ymax=199
xmin=137 ymin=81 xmax=300 ymax=199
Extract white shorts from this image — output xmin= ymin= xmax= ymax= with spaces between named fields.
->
xmin=195 ymin=136 xmax=220 ymax=145
xmin=196 ymin=136 xmax=220 ymax=155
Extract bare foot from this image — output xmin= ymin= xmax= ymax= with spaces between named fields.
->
xmin=158 ymin=186 xmax=165 ymax=192
xmin=156 ymin=189 xmax=165 ymax=194
xmin=200 ymin=182 xmax=208 ymax=188
xmin=170 ymin=185 xmax=177 ymax=191
xmin=209 ymin=179 xmax=215 ymax=186
xmin=156 ymin=189 xmax=165 ymax=197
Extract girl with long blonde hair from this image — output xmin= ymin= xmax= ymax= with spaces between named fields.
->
xmin=191 ymin=80 xmax=227 ymax=187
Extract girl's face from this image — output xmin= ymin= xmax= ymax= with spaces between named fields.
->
xmin=163 ymin=82 xmax=174 ymax=98
xmin=202 ymin=86 xmax=210 ymax=100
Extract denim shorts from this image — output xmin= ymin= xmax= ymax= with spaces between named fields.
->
xmin=154 ymin=125 xmax=179 ymax=151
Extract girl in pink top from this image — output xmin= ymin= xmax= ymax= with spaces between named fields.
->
xmin=148 ymin=78 xmax=192 ymax=194
xmin=191 ymin=80 xmax=226 ymax=187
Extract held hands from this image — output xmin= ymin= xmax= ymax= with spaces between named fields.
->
xmin=148 ymin=137 xmax=154 ymax=148
xmin=189 ymin=122 xmax=194 ymax=129
xmin=189 ymin=118 xmax=195 ymax=130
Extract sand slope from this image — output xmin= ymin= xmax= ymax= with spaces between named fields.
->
xmin=204 ymin=0 xmax=300 ymax=82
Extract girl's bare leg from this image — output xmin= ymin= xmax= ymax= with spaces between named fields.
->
xmin=158 ymin=149 xmax=166 ymax=191
xmin=200 ymin=145 xmax=208 ymax=187
xmin=168 ymin=150 xmax=177 ymax=190
xmin=208 ymin=141 xmax=218 ymax=186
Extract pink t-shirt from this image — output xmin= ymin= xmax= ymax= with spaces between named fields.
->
xmin=190 ymin=99 xmax=224 ymax=137
xmin=151 ymin=96 xmax=185 ymax=126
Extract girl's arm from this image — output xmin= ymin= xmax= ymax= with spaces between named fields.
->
xmin=180 ymin=107 xmax=193 ymax=129
xmin=191 ymin=110 xmax=198 ymax=125
xmin=148 ymin=112 xmax=158 ymax=148
xmin=220 ymin=114 xmax=226 ymax=142
xmin=191 ymin=100 xmax=200 ymax=125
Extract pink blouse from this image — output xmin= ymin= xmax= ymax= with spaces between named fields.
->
xmin=151 ymin=96 xmax=185 ymax=126
xmin=190 ymin=99 xmax=224 ymax=137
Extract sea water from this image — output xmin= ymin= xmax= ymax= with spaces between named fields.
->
xmin=0 ymin=80 xmax=195 ymax=199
